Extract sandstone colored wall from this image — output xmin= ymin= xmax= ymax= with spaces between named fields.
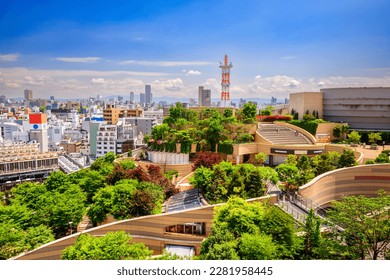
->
xmin=299 ymin=164 xmax=390 ymax=208
xmin=14 ymin=195 xmax=277 ymax=260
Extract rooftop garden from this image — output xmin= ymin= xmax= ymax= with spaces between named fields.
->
xmin=145 ymin=102 xmax=259 ymax=154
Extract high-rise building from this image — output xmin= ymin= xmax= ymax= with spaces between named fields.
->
xmin=145 ymin=85 xmax=152 ymax=104
xmin=130 ymin=92 xmax=134 ymax=103
xmin=140 ymin=93 xmax=146 ymax=103
xmin=0 ymin=95 xmax=6 ymax=104
xmin=198 ymin=86 xmax=211 ymax=107
xmin=24 ymin=89 xmax=33 ymax=101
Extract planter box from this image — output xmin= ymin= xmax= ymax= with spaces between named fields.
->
xmin=191 ymin=143 xmax=197 ymax=153
xmin=350 ymin=143 xmax=359 ymax=147
xmin=370 ymin=145 xmax=378 ymax=150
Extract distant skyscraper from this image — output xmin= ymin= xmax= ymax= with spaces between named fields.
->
xmin=140 ymin=93 xmax=146 ymax=103
xmin=198 ymin=86 xmax=211 ymax=106
xmin=130 ymin=92 xmax=134 ymax=103
xmin=0 ymin=95 xmax=6 ymax=104
xmin=271 ymin=96 xmax=277 ymax=104
xmin=50 ymin=96 xmax=55 ymax=101
xmin=219 ymin=54 xmax=233 ymax=107
xmin=145 ymin=85 xmax=152 ymax=104
xmin=24 ymin=89 xmax=33 ymax=101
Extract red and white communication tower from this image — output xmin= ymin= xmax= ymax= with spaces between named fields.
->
xmin=219 ymin=54 xmax=233 ymax=107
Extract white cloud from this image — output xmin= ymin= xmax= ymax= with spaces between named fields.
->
xmin=247 ymin=75 xmax=390 ymax=98
xmin=118 ymin=60 xmax=212 ymax=67
xmin=24 ymin=75 xmax=50 ymax=87
xmin=152 ymin=78 xmax=184 ymax=91
xmin=91 ymin=78 xmax=111 ymax=85
xmin=185 ymin=70 xmax=202 ymax=76
xmin=0 ymin=53 xmax=19 ymax=61
xmin=55 ymin=57 xmax=102 ymax=63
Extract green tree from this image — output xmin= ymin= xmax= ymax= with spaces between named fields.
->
xmin=304 ymin=209 xmax=321 ymax=259
xmin=326 ymin=191 xmax=390 ymax=260
xmin=48 ymin=185 xmax=86 ymax=238
xmin=348 ymin=131 xmax=361 ymax=144
xmin=223 ymin=108 xmax=233 ymax=118
xmin=61 ymin=231 xmax=152 ymax=260
xmin=337 ymin=149 xmax=357 ymax=168
xmin=368 ymin=132 xmax=382 ymax=145
xmin=239 ymin=233 xmax=278 ymax=260
xmin=275 ymin=164 xmax=299 ymax=191
xmin=254 ymin=152 xmax=267 ymax=166
xmin=200 ymin=197 xmax=300 ymax=260
xmin=44 ymin=171 xmax=71 ymax=192
xmin=375 ymin=151 xmax=390 ymax=163
xmin=260 ymin=106 xmax=274 ymax=116
xmin=0 ymin=222 xmax=54 ymax=260
xmin=77 ymin=170 xmax=106 ymax=203
xmin=240 ymin=102 xmax=257 ymax=123
xmin=151 ymin=123 xmax=170 ymax=140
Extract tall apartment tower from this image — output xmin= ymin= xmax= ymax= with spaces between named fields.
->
xmin=145 ymin=85 xmax=152 ymax=104
xmin=219 ymin=54 xmax=233 ymax=107
xmin=24 ymin=89 xmax=33 ymax=101
xmin=140 ymin=93 xmax=146 ymax=104
xmin=130 ymin=92 xmax=134 ymax=103
xmin=198 ymin=86 xmax=211 ymax=107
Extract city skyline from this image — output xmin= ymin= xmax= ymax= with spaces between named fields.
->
xmin=1 ymin=0 xmax=390 ymax=99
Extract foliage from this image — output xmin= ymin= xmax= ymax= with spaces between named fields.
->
xmin=325 ymin=191 xmax=390 ymax=260
xmin=333 ymin=124 xmax=350 ymax=140
xmin=288 ymin=119 xmax=326 ymax=135
xmin=337 ymin=149 xmax=357 ymax=168
xmin=8 ymin=179 xmax=86 ymax=239
xmin=239 ymin=102 xmax=257 ymax=123
xmin=119 ymin=159 xmax=136 ymax=170
xmin=304 ymin=209 xmax=321 ymax=259
xmin=347 ymin=131 xmax=361 ymax=144
xmin=87 ymin=178 xmax=165 ymax=225
xmin=368 ymin=132 xmax=382 ymax=144
xmin=44 ymin=171 xmax=71 ymax=192
xmin=254 ymin=152 xmax=267 ymax=166
xmin=374 ymin=151 xmax=390 ymax=163
xmin=275 ymin=164 xmax=300 ymax=191
xmin=61 ymin=231 xmax=152 ymax=260
xmin=302 ymin=114 xmax=315 ymax=121
xmin=0 ymin=223 xmax=54 ymax=260
xmin=259 ymin=105 xmax=274 ymax=116
xmin=90 ymin=152 xmax=115 ymax=175
xmin=76 ymin=170 xmax=106 ymax=203
xmin=191 ymin=162 xmax=278 ymax=203
xmin=217 ymin=140 xmax=234 ymax=154
xmin=233 ymin=133 xmax=254 ymax=143
xmin=200 ymin=197 xmax=300 ymax=260
xmin=192 ymin=152 xmax=222 ymax=171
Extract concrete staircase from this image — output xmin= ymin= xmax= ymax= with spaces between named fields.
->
xmin=258 ymin=124 xmax=314 ymax=145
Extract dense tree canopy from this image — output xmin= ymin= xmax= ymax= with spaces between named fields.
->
xmin=200 ymin=197 xmax=302 ymax=260
xmin=191 ymin=162 xmax=278 ymax=203
xmin=61 ymin=231 xmax=152 ymax=260
xmin=325 ymin=191 xmax=390 ymax=260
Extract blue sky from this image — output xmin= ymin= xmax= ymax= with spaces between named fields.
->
xmin=0 ymin=0 xmax=389 ymax=100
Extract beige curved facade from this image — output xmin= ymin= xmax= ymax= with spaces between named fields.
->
xmin=13 ymin=196 xmax=277 ymax=260
xmin=299 ymin=164 xmax=390 ymax=208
